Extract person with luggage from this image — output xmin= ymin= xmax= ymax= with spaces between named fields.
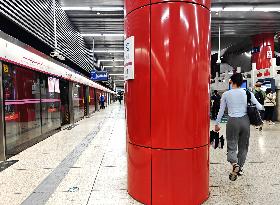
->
xmin=253 ymin=82 xmax=265 ymax=131
xmin=214 ymin=73 xmax=263 ymax=181
xmin=264 ymin=88 xmax=277 ymax=125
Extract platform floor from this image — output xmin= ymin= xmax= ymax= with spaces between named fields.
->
xmin=0 ymin=104 xmax=280 ymax=205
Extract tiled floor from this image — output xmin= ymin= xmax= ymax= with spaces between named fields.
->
xmin=0 ymin=104 xmax=280 ymax=205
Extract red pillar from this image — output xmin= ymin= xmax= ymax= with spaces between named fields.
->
xmin=252 ymin=33 xmax=275 ymax=78
xmin=125 ymin=1 xmax=211 ymax=204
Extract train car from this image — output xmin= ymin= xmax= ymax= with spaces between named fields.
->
xmin=0 ymin=31 xmax=115 ymax=158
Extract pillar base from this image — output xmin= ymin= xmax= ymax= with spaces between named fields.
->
xmin=128 ymin=143 xmax=209 ymax=205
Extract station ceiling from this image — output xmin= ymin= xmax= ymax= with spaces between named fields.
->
xmin=59 ymin=0 xmax=280 ymax=86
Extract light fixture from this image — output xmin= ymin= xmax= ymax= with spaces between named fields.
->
xmin=223 ymin=6 xmax=253 ymax=11
xmin=94 ymin=50 xmax=124 ymax=53
xmin=97 ymin=12 xmax=101 ymax=15
xmin=211 ymin=7 xmax=223 ymax=12
xmin=81 ymin=33 xmax=124 ymax=37
xmin=61 ymin=7 xmax=91 ymax=11
xmin=61 ymin=6 xmax=124 ymax=11
xmin=104 ymin=65 xmax=124 ymax=68
xmin=254 ymin=7 xmax=280 ymax=12
xmin=211 ymin=6 xmax=280 ymax=12
xmin=245 ymin=52 xmax=252 ymax=57
xmin=91 ymin=7 xmax=124 ymax=11
xmin=98 ymin=59 xmax=124 ymax=62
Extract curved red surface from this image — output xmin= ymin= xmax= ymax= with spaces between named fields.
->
xmin=252 ymin=33 xmax=274 ymax=70
xmin=152 ymin=146 xmax=209 ymax=205
xmin=124 ymin=0 xmax=150 ymax=15
xmin=125 ymin=1 xmax=210 ymax=204
xmin=125 ymin=7 xmax=151 ymax=147
xmin=125 ymin=0 xmax=210 ymax=15
xmin=151 ymin=0 xmax=211 ymax=9
xmin=151 ymin=2 xmax=210 ymax=149
xmin=127 ymin=143 xmax=151 ymax=205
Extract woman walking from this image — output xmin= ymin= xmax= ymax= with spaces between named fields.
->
xmin=214 ymin=73 xmax=263 ymax=181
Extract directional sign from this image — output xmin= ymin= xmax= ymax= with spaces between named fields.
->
xmin=91 ymin=71 xmax=108 ymax=81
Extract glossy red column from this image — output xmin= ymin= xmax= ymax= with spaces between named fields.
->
xmin=252 ymin=33 xmax=274 ymax=77
xmin=125 ymin=1 xmax=211 ymax=204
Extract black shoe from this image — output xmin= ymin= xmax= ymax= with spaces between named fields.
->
xmin=229 ymin=164 xmax=240 ymax=181
xmin=237 ymin=168 xmax=244 ymax=176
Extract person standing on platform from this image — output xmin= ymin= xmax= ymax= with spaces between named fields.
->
xmin=100 ymin=94 xmax=105 ymax=109
xmin=253 ymin=82 xmax=265 ymax=131
xmin=214 ymin=73 xmax=263 ymax=181
xmin=211 ymin=90 xmax=221 ymax=120
xmin=264 ymin=88 xmax=276 ymax=125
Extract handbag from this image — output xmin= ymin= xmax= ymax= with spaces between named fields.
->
xmin=246 ymin=90 xmax=263 ymax=126
xmin=210 ymin=131 xmax=224 ymax=149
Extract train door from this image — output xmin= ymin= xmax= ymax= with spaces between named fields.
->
xmin=59 ymin=79 xmax=70 ymax=126
xmin=84 ymin=86 xmax=89 ymax=116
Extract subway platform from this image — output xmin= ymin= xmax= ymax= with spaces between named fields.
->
xmin=0 ymin=103 xmax=280 ymax=205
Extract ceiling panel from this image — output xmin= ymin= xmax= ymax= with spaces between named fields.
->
xmin=59 ymin=0 xmax=280 ymax=87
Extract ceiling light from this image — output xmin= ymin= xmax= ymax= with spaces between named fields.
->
xmin=254 ymin=7 xmax=280 ymax=12
xmin=211 ymin=6 xmax=280 ymax=12
xmin=91 ymin=7 xmax=124 ymax=11
xmin=61 ymin=6 xmax=124 ymax=11
xmin=97 ymin=12 xmax=101 ymax=15
xmin=211 ymin=7 xmax=223 ymax=12
xmin=109 ymin=74 xmax=124 ymax=76
xmin=81 ymin=33 xmax=124 ymax=37
xmin=245 ymin=52 xmax=252 ymax=57
xmin=98 ymin=59 xmax=124 ymax=62
xmin=104 ymin=66 xmax=124 ymax=68
xmin=95 ymin=50 xmax=124 ymax=53
xmin=62 ymin=7 xmax=91 ymax=11
xmin=223 ymin=7 xmax=253 ymax=11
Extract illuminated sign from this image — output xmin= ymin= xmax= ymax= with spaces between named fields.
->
xmin=91 ymin=71 xmax=108 ymax=81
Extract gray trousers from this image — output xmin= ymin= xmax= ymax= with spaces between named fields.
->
xmin=226 ymin=115 xmax=250 ymax=168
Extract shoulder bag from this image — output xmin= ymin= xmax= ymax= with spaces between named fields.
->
xmin=246 ymin=90 xmax=263 ymax=126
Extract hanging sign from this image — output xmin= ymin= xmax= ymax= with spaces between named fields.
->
xmin=124 ymin=36 xmax=135 ymax=80
xmin=90 ymin=71 xmax=108 ymax=81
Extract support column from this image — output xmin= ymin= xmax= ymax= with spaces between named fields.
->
xmin=125 ymin=1 xmax=211 ymax=204
xmin=252 ymin=33 xmax=275 ymax=78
